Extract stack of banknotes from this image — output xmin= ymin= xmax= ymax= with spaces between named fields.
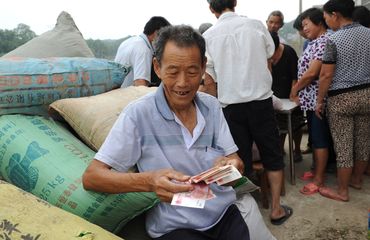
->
xmin=171 ymin=165 xmax=259 ymax=208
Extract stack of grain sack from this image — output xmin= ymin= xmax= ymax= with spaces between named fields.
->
xmin=0 ymin=11 xmax=158 ymax=240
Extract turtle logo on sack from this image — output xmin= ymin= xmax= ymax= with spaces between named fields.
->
xmin=6 ymin=141 xmax=49 ymax=192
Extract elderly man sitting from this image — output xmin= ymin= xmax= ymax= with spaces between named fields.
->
xmin=83 ymin=25 xmax=274 ymax=240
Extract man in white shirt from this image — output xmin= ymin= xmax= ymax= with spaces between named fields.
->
xmin=202 ymin=0 xmax=292 ymax=225
xmin=114 ymin=16 xmax=170 ymax=88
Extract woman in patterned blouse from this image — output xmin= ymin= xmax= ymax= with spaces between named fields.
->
xmin=290 ymin=8 xmax=333 ymax=196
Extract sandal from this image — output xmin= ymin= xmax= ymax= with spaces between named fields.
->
xmin=300 ymin=182 xmax=320 ymax=195
xmin=299 ymin=171 xmax=314 ymax=181
xmin=270 ymin=205 xmax=293 ymax=225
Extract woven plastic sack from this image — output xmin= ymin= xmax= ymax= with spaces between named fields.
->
xmin=0 ymin=115 xmax=159 ymax=233
xmin=2 ymin=11 xmax=94 ymax=58
xmin=0 ymin=180 xmax=122 ymax=240
xmin=49 ymin=86 xmax=156 ymax=151
xmin=0 ymin=57 xmax=128 ymax=116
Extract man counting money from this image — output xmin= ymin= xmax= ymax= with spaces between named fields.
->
xmin=83 ymin=25 xmax=270 ymax=240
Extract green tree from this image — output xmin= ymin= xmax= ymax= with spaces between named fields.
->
xmin=0 ymin=29 xmax=16 ymax=55
xmin=14 ymin=23 xmax=36 ymax=44
xmin=86 ymin=36 xmax=131 ymax=60
xmin=0 ymin=24 xmax=36 ymax=56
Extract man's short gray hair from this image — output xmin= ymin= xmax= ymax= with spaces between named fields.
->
xmin=153 ymin=25 xmax=206 ymax=66
xmin=267 ymin=10 xmax=285 ymax=27
xmin=198 ymin=23 xmax=213 ymax=34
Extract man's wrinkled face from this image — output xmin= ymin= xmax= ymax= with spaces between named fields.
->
xmin=154 ymin=41 xmax=205 ymax=111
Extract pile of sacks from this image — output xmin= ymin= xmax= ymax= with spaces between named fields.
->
xmin=0 ymin=11 xmax=157 ymax=239
xmin=2 ymin=11 xmax=94 ymax=58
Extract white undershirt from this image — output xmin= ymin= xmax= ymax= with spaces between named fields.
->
xmin=173 ymin=102 xmax=205 ymax=149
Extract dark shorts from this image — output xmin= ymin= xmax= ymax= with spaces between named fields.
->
xmin=222 ymin=98 xmax=284 ymax=175
xmin=154 ymin=204 xmax=250 ymax=240
xmin=306 ymin=110 xmax=332 ymax=148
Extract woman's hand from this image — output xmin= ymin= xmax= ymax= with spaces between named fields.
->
xmin=290 ymin=85 xmax=298 ymax=101
xmin=315 ymin=101 xmax=325 ymax=120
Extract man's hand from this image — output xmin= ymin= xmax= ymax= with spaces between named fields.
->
xmin=214 ymin=152 xmax=244 ymax=175
xmin=149 ymin=169 xmax=193 ymax=202
xmin=213 ymin=156 xmax=244 ymax=186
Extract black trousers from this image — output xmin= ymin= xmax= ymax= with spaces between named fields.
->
xmin=155 ymin=205 xmax=250 ymax=240
xmin=222 ymin=98 xmax=284 ymax=175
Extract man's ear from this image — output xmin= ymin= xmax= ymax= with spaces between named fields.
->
xmin=148 ymin=31 xmax=157 ymax=43
xmin=332 ymin=11 xmax=340 ymax=20
xmin=153 ymin=58 xmax=161 ymax=79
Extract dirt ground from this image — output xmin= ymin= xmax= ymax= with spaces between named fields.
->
xmin=259 ymin=133 xmax=369 ymax=240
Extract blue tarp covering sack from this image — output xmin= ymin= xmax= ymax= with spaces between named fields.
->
xmin=0 ymin=57 xmax=129 ymax=116
xmin=0 ymin=114 xmax=159 ymax=233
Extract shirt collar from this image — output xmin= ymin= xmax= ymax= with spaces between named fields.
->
xmin=309 ymin=31 xmax=329 ymax=45
xmin=218 ymin=11 xmax=237 ymax=22
xmin=139 ymin=33 xmax=154 ymax=53
xmin=154 ymin=84 xmax=209 ymax=120
xmin=339 ymin=22 xmax=360 ymax=31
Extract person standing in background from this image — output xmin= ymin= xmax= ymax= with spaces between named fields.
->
xmin=202 ymin=0 xmax=292 ymax=226
xmin=352 ymin=5 xmax=370 ymax=178
xmin=293 ymin=12 xmax=337 ymax=176
xmin=269 ymin=31 xmax=304 ymax=163
xmin=114 ymin=16 xmax=170 ymax=88
xmin=266 ymin=10 xmax=284 ymax=33
xmin=293 ymin=13 xmax=314 ymax=161
xmin=198 ymin=22 xmax=213 ymax=34
xmin=266 ymin=10 xmax=287 ymax=43
xmin=352 ymin=6 xmax=370 ymax=28
xmin=316 ymin=0 xmax=370 ymax=202
xmin=290 ymin=8 xmax=333 ymax=196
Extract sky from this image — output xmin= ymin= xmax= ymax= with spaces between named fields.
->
xmin=1 ymin=0 xmax=327 ymax=39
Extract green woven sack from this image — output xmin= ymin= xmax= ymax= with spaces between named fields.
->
xmin=0 ymin=114 xmax=159 ymax=233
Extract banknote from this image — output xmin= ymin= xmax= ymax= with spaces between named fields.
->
xmin=190 ymin=165 xmax=241 ymax=184
xmin=171 ymin=183 xmax=215 ymax=208
xmin=215 ymin=166 xmax=242 ymax=185
xmin=171 ymin=165 xmax=243 ymax=208
xmin=191 ymin=165 xmax=242 ymax=185
xmin=190 ymin=165 xmax=230 ymax=183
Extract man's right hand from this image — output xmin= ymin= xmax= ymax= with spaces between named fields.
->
xmin=149 ymin=169 xmax=193 ymax=202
